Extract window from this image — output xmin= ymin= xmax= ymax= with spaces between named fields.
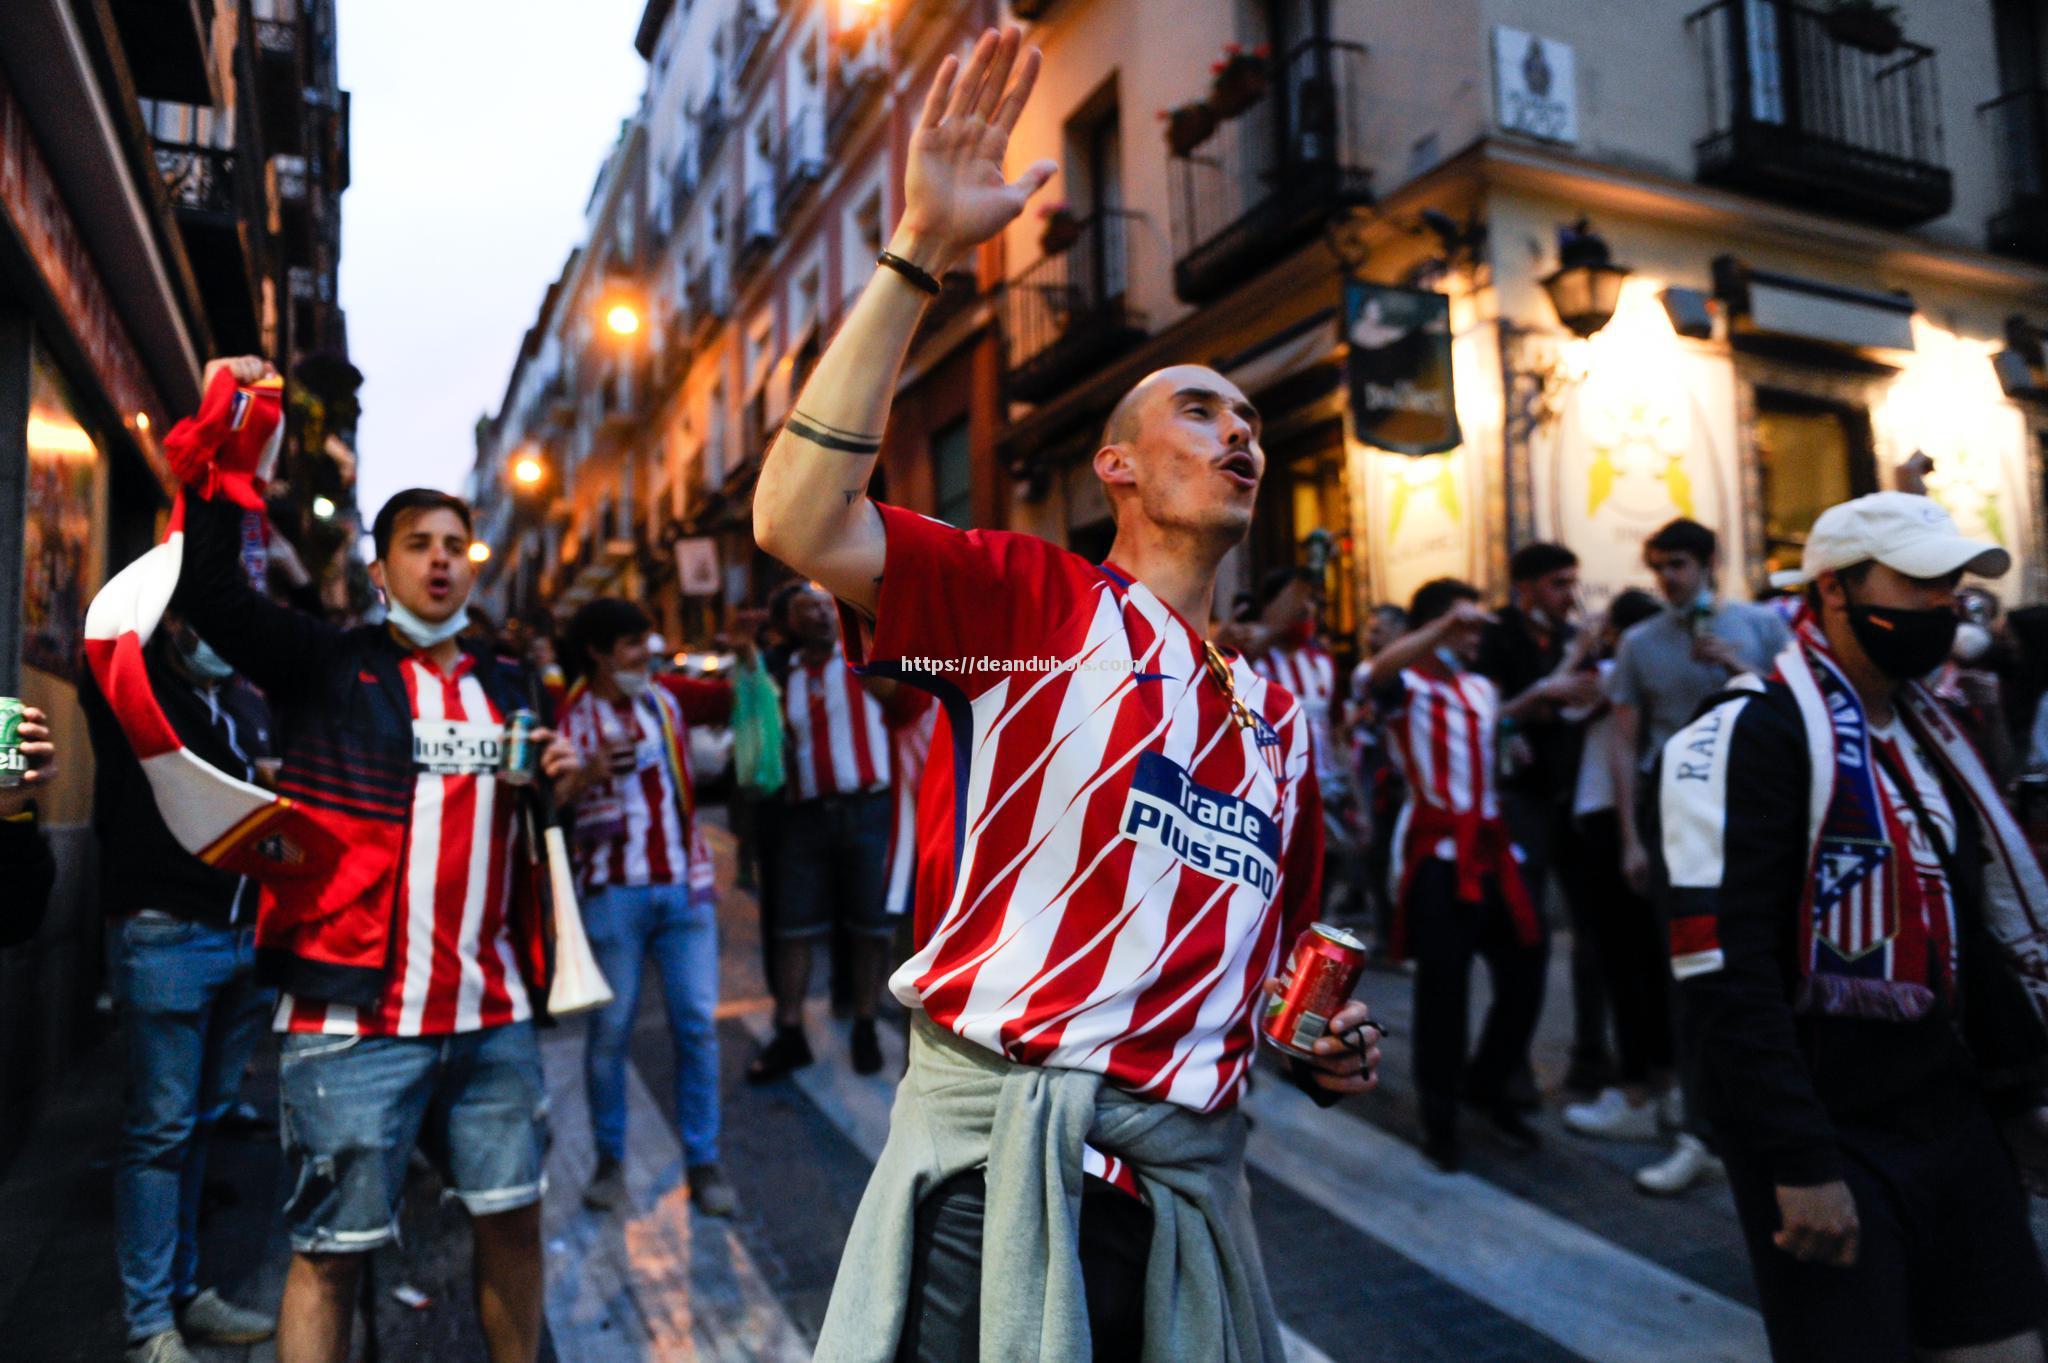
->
xmin=932 ymin=419 xmax=972 ymax=527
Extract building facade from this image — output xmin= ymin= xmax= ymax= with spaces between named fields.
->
xmin=476 ymin=0 xmax=1007 ymax=637
xmin=0 ymin=0 xmax=354 ymax=1161
xmin=994 ymin=0 xmax=2048 ymax=662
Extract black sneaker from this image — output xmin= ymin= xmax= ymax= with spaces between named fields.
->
xmin=583 ymin=1155 xmax=628 ymax=1212
xmin=1488 ymin=1105 xmax=1542 ymax=1154
xmin=1422 ymin=1133 xmax=1463 ymax=1174
xmin=1562 ymin=1052 xmax=1615 ymax=1098
xmin=850 ymin=1019 xmax=883 ymax=1075
xmin=746 ymin=1026 xmax=814 ymax=1084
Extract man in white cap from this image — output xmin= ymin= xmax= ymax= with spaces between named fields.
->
xmin=1658 ymin=491 xmax=2048 ymax=1362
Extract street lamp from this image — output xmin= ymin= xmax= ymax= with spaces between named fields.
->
xmin=1540 ymin=218 xmax=1630 ymax=338
xmin=311 ymin=495 xmax=337 ymax=519
xmin=468 ymin=542 xmax=492 ymax=565
xmin=512 ymin=453 xmax=546 ymax=488
xmin=605 ymin=302 xmax=642 ymax=337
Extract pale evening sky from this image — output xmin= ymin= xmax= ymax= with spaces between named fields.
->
xmin=337 ymin=0 xmax=649 ymax=527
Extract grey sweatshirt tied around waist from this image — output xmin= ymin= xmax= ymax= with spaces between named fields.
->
xmin=814 ymin=1012 xmax=1285 ymax=1363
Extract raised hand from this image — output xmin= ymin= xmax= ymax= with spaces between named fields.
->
xmin=897 ymin=27 xmax=1057 ymax=268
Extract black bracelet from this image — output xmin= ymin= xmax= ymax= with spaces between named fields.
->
xmin=876 ymin=250 xmax=942 ymax=296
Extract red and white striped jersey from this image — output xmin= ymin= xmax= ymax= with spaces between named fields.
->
xmin=279 ymin=654 xmax=531 ymax=1036
xmin=1381 ymin=663 xmax=1501 ymax=858
xmin=784 ymin=641 xmax=891 ymax=799
xmin=1252 ymin=642 xmax=1341 ymax=786
xmin=557 ymin=685 xmax=692 ymax=889
xmin=848 ymin=505 xmax=1323 ymax=1114
xmin=883 ymin=689 xmax=938 ymax=917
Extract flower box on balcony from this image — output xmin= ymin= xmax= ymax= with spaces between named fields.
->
xmin=1208 ymin=45 xmax=1271 ymax=119
xmin=1162 ymin=102 xmax=1218 ymax=157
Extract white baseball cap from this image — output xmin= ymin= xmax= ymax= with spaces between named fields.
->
xmin=1791 ymin=491 xmax=2010 ymax=585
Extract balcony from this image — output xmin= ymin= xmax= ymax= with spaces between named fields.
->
xmin=1003 ymin=210 xmax=1147 ymax=403
xmin=153 ymin=141 xmax=241 ymax=227
xmin=686 ymin=264 xmax=730 ymax=343
xmin=254 ymin=17 xmax=297 ymax=61
xmin=1168 ymin=39 xmax=1373 ymax=304
xmin=737 ymin=184 xmax=778 ymax=272
xmin=693 ymin=92 xmax=730 ymax=167
xmin=1687 ymin=0 xmax=1952 ymax=227
xmin=730 ymin=5 xmax=773 ymax=88
xmin=828 ymin=45 xmax=887 ymax=150
xmin=1981 ymin=88 xmax=2048 ymax=263
xmin=778 ymin=105 xmax=827 ymax=214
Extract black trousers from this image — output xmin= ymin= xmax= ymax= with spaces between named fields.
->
xmin=1573 ymin=810 xmax=1675 ymax=1085
xmin=1407 ymin=859 xmax=1550 ymax=1142
xmin=1506 ymin=791 xmax=1608 ymax=1067
xmin=894 ymin=1168 xmax=1152 ymax=1363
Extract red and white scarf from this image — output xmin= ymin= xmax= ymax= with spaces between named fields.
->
xmin=1774 ymin=611 xmax=2048 ymax=1021
xmin=81 ymin=368 xmax=343 ymax=882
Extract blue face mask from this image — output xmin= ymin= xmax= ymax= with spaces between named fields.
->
xmin=386 ymin=598 xmax=470 ymax=650
xmin=1433 ymin=645 xmax=1466 ymax=674
xmin=183 ymin=636 xmax=236 ymax=681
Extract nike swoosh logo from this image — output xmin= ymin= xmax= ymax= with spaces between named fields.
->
xmin=1132 ymin=672 xmax=1175 ymax=683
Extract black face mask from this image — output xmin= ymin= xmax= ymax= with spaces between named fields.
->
xmin=1845 ymin=601 xmax=1959 ymax=680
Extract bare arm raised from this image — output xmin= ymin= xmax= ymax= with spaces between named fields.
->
xmin=752 ymin=27 xmax=1055 ymax=616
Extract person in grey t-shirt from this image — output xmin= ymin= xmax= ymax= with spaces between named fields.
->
xmin=1607 ymin=519 xmax=1789 ymax=897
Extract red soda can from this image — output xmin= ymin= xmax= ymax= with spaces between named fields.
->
xmin=1261 ymin=923 xmax=1367 ymax=1058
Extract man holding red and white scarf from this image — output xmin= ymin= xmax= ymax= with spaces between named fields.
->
xmin=1659 ymin=492 xmax=2048 ymax=1363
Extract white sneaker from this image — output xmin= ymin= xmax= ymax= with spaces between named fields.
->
xmin=1562 ymin=1088 xmax=1661 ymax=1141
xmin=1634 ymin=1134 xmax=1725 ymax=1196
xmin=125 ymin=1331 xmax=196 ymax=1363
xmin=1659 ymin=1087 xmax=1685 ymax=1131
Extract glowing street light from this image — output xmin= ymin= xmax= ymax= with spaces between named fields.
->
xmin=467 ymin=542 xmax=492 ymax=565
xmin=134 ymin=412 xmax=152 ymax=432
xmin=311 ymin=496 xmax=337 ymax=519
xmin=605 ymin=302 xmax=642 ymax=337
xmin=512 ymin=454 xmax=546 ymax=487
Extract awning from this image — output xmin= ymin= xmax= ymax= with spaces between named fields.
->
xmin=1713 ymin=256 xmax=1916 ymax=355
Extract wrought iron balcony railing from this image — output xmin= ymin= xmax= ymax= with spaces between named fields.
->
xmin=1003 ymin=209 xmax=1147 ymax=403
xmin=828 ymin=42 xmax=886 ymax=150
xmin=779 ymin=105 xmax=827 ymax=213
xmin=1981 ymin=87 xmax=2048 ymax=263
xmin=152 ymin=141 xmax=241 ymax=223
xmin=738 ymin=183 xmax=778 ymax=269
xmin=254 ymin=17 xmax=297 ymax=60
xmin=1168 ymin=38 xmax=1373 ymax=304
xmin=1687 ymin=0 xmax=1951 ymax=226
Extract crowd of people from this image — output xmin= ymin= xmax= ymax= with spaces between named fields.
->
xmin=19 ymin=22 xmax=2048 ymax=1363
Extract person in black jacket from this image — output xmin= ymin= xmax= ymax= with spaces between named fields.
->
xmin=83 ymin=615 xmax=281 ymax=1362
xmin=1658 ymin=492 xmax=2048 ymax=1363
xmin=0 ymin=704 xmax=58 ymax=949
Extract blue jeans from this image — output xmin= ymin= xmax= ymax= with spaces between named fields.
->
xmin=582 ymin=882 xmax=721 ymax=1167
xmin=113 ymin=915 xmax=273 ymax=1341
xmin=278 ymin=1022 xmax=548 ymax=1253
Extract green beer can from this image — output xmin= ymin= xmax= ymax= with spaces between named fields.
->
xmin=0 ymin=697 xmax=26 ymax=789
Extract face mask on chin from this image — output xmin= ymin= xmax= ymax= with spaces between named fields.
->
xmin=1433 ymin=645 xmax=1466 ymax=674
xmin=612 ymin=668 xmax=650 ymax=698
xmin=1845 ymin=598 xmax=1960 ymax=682
xmin=385 ymin=597 xmax=470 ymax=650
xmin=181 ymin=636 xmax=236 ymax=682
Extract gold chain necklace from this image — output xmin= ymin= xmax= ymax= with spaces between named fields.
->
xmin=1201 ymin=641 xmax=1259 ymax=732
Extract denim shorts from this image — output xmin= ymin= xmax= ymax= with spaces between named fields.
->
xmin=774 ymin=790 xmax=893 ymax=941
xmin=278 ymin=1020 xmax=548 ymax=1253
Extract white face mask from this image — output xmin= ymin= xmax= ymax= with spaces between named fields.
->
xmin=183 ymin=636 xmax=236 ymax=681
xmin=1953 ymin=621 xmax=1994 ymax=664
xmin=1433 ymin=645 xmax=1466 ymax=674
xmin=613 ymin=668 xmax=650 ymax=698
xmin=386 ymin=598 xmax=470 ymax=650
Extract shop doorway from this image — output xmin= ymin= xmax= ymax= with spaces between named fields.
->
xmin=1753 ymin=388 xmax=1878 ymax=577
xmin=1253 ymin=417 xmax=1357 ymax=656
